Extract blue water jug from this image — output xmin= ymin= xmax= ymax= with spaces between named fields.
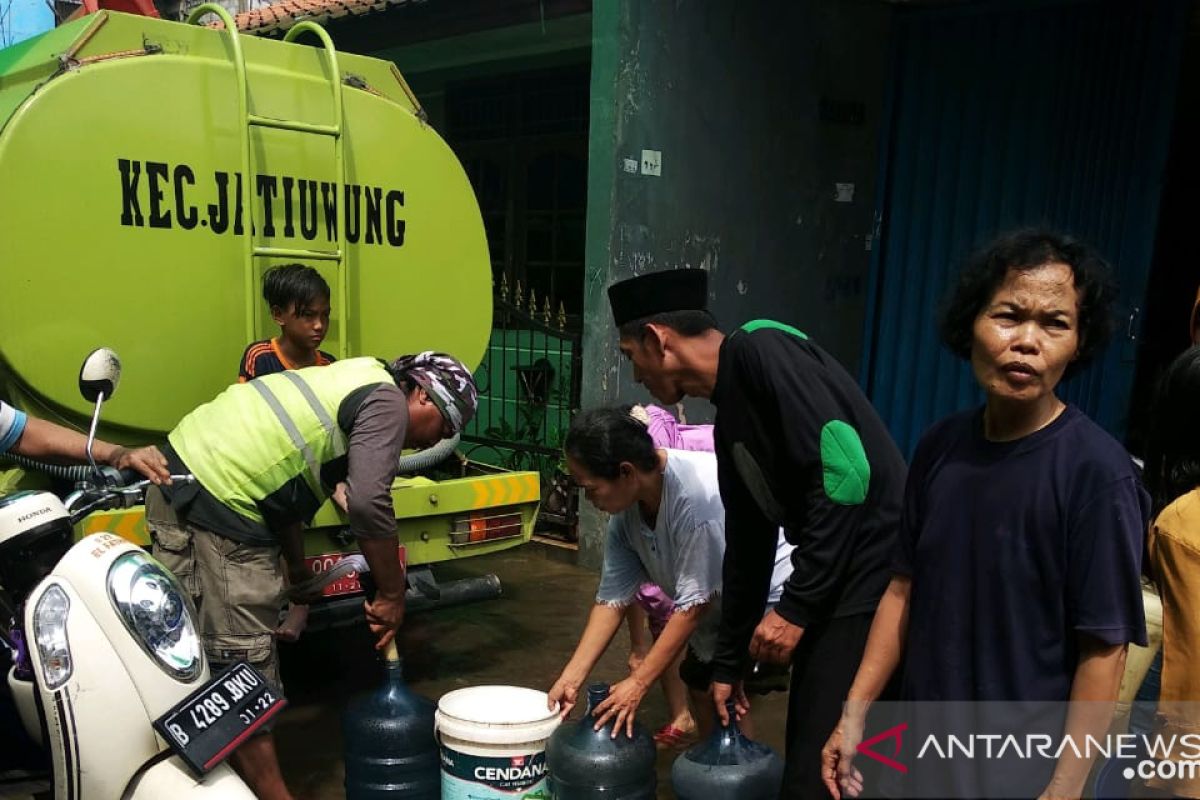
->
xmin=671 ymin=702 xmax=784 ymax=799
xmin=545 ymin=683 xmax=656 ymax=799
xmin=342 ymin=642 xmax=440 ymax=799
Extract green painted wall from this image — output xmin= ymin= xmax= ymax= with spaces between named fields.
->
xmin=577 ymin=0 xmax=895 ymax=564
xmin=576 ymin=0 xmax=620 ymax=568
xmin=466 ymin=329 xmax=575 ymax=451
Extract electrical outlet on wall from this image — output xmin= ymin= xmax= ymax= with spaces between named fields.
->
xmin=641 ymin=149 xmax=662 ymax=177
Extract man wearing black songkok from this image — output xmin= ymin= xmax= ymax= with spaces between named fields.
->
xmin=606 ymin=269 xmax=906 ymax=799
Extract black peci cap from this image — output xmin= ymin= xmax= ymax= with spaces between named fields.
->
xmin=607 ymin=269 xmax=708 ymax=327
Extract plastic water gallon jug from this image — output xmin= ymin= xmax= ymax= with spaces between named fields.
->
xmin=671 ymin=702 xmax=783 ymax=799
xmin=342 ymin=642 xmax=440 ymax=799
xmin=545 ymin=683 xmax=656 ymax=799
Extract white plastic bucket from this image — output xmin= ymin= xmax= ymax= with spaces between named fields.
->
xmin=435 ymin=685 xmax=561 ymax=800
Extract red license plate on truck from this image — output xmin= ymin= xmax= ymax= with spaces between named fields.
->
xmin=304 ymin=546 xmax=406 ymax=598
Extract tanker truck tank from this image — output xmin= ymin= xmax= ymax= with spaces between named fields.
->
xmin=0 ymin=9 xmax=490 ymax=437
xmin=0 ymin=8 xmax=540 ymax=605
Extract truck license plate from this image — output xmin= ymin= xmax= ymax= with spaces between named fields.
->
xmin=153 ymin=661 xmax=286 ymax=775
xmin=304 ymin=545 xmax=406 ymax=598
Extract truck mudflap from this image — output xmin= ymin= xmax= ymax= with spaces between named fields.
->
xmin=73 ymin=469 xmax=542 ymax=566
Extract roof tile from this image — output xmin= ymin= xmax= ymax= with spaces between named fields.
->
xmin=204 ymin=0 xmax=409 ymax=34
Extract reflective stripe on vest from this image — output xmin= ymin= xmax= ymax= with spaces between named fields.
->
xmin=279 ymin=371 xmax=346 ymax=459
xmin=169 ymin=358 xmax=393 ymax=524
xmin=249 ymin=379 xmax=324 ymax=496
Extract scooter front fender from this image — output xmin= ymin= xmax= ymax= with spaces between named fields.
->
xmin=25 ymin=575 xmax=160 ymax=799
xmin=126 ymin=756 xmax=256 ymax=798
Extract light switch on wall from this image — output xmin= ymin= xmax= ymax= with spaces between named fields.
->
xmin=641 ymin=149 xmax=662 ymax=177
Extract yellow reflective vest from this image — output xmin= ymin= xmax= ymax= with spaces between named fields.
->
xmin=169 ymin=358 xmax=393 ymax=524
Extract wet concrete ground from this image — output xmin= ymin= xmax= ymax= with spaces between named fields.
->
xmin=275 ymin=542 xmax=789 ymax=799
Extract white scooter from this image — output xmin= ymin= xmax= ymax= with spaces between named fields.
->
xmin=0 ymin=349 xmax=264 ymax=798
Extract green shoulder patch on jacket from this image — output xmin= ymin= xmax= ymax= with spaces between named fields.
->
xmin=820 ymin=420 xmax=870 ymax=505
xmin=739 ymin=319 xmax=808 ymax=339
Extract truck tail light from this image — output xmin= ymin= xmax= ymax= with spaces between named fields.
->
xmin=450 ymin=510 xmax=524 ymax=545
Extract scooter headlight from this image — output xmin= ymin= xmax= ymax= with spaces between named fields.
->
xmin=108 ymin=552 xmax=202 ymax=681
xmin=32 ymin=584 xmax=72 ymax=689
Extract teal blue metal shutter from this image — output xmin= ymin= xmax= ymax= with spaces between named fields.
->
xmin=862 ymin=0 xmax=1186 ymax=456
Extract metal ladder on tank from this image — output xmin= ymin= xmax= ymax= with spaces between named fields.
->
xmin=187 ymin=4 xmax=350 ymax=358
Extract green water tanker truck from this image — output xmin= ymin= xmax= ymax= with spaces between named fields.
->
xmin=0 ymin=6 xmax=540 ymax=621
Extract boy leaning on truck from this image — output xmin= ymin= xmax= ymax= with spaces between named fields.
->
xmin=238 ymin=264 xmax=337 ymax=382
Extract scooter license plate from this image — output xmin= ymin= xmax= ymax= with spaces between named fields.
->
xmin=153 ymin=661 xmax=287 ymax=775
xmin=304 ymin=544 xmax=406 ymax=598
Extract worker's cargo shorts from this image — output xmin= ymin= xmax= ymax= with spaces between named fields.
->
xmin=145 ymin=487 xmax=284 ymax=695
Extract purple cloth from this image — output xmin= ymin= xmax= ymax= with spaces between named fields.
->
xmin=635 ymin=583 xmax=675 ymax=638
xmin=11 ymin=628 xmax=31 ymax=680
xmin=642 ymin=405 xmax=714 ymax=452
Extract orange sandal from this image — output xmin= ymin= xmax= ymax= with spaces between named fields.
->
xmin=653 ymin=724 xmax=698 ymax=750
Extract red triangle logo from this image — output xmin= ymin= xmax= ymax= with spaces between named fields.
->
xmin=856 ymin=722 xmax=908 ymax=774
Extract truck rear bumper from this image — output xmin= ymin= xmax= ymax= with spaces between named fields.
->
xmin=304 ymin=571 xmax=502 ymax=632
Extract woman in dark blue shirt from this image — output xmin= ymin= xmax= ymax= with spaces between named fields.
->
xmin=821 ymin=230 xmax=1149 ymax=800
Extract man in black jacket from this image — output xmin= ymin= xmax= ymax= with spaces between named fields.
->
xmin=607 ymin=269 xmax=906 ymax=798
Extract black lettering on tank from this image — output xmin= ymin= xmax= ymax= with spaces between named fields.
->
xmin=299 ymin=180 xmax=318 ymax=240
xmin=363 ymin=185 xmax=382 ymax=245
xmin=233 ymin=172 xmax=245 ymax=236
xmin=174 ymin=164 xmax=198 ymax=230
xmin=386 ymin=190 xmax=405 ymax=247
xmin=281 ymin=176 xmax=296 ymax=238
xmin=118 ymin=161 xmax=408 ymax=248
xmin=118 ymin=158 xmax=144 ymax=227
xmin=321 ymin=181 xmax=338 ymax=241
xmin=256 ymin=174 xmax=278 ymax=237
xmin=146 ymin=161 xmax=171 ymax=229
xmin=208 ymin=171 xmax=230 ymax=234
xmin=344 ymin=184 xmax=362 ymax=244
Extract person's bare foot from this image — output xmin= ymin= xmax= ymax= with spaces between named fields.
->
xmin=275 ymin=603 xmax=309 ymax=642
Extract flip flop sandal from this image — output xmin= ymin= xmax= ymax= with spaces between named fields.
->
xmin=653 ymin=724 xmax=698 ymax=750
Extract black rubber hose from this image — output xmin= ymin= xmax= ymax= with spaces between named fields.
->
xmin=1 ymin=453 xmax=94 ymax=482
xmin=4 ymin=436 xmax=459 ymax=483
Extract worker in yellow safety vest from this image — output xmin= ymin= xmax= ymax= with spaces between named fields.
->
xmin=146 ymin=351 xmax=476 ymax=800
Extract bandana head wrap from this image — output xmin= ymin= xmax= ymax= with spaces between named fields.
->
xmin=388 ymin=351 xmax=478 ymax=434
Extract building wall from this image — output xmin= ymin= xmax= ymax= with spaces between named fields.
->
xmin=578 ymin=0 xmax=893 ymax=564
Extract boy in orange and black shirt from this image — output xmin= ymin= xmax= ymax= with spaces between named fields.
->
xmin=238 ymin=263 xmax=336 ymax=382
xmin=238 ymin=263 xmax=338 ymax=643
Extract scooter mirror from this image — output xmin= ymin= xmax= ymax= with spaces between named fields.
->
xmin=79 ymin=348 xmax=121 ymax=403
